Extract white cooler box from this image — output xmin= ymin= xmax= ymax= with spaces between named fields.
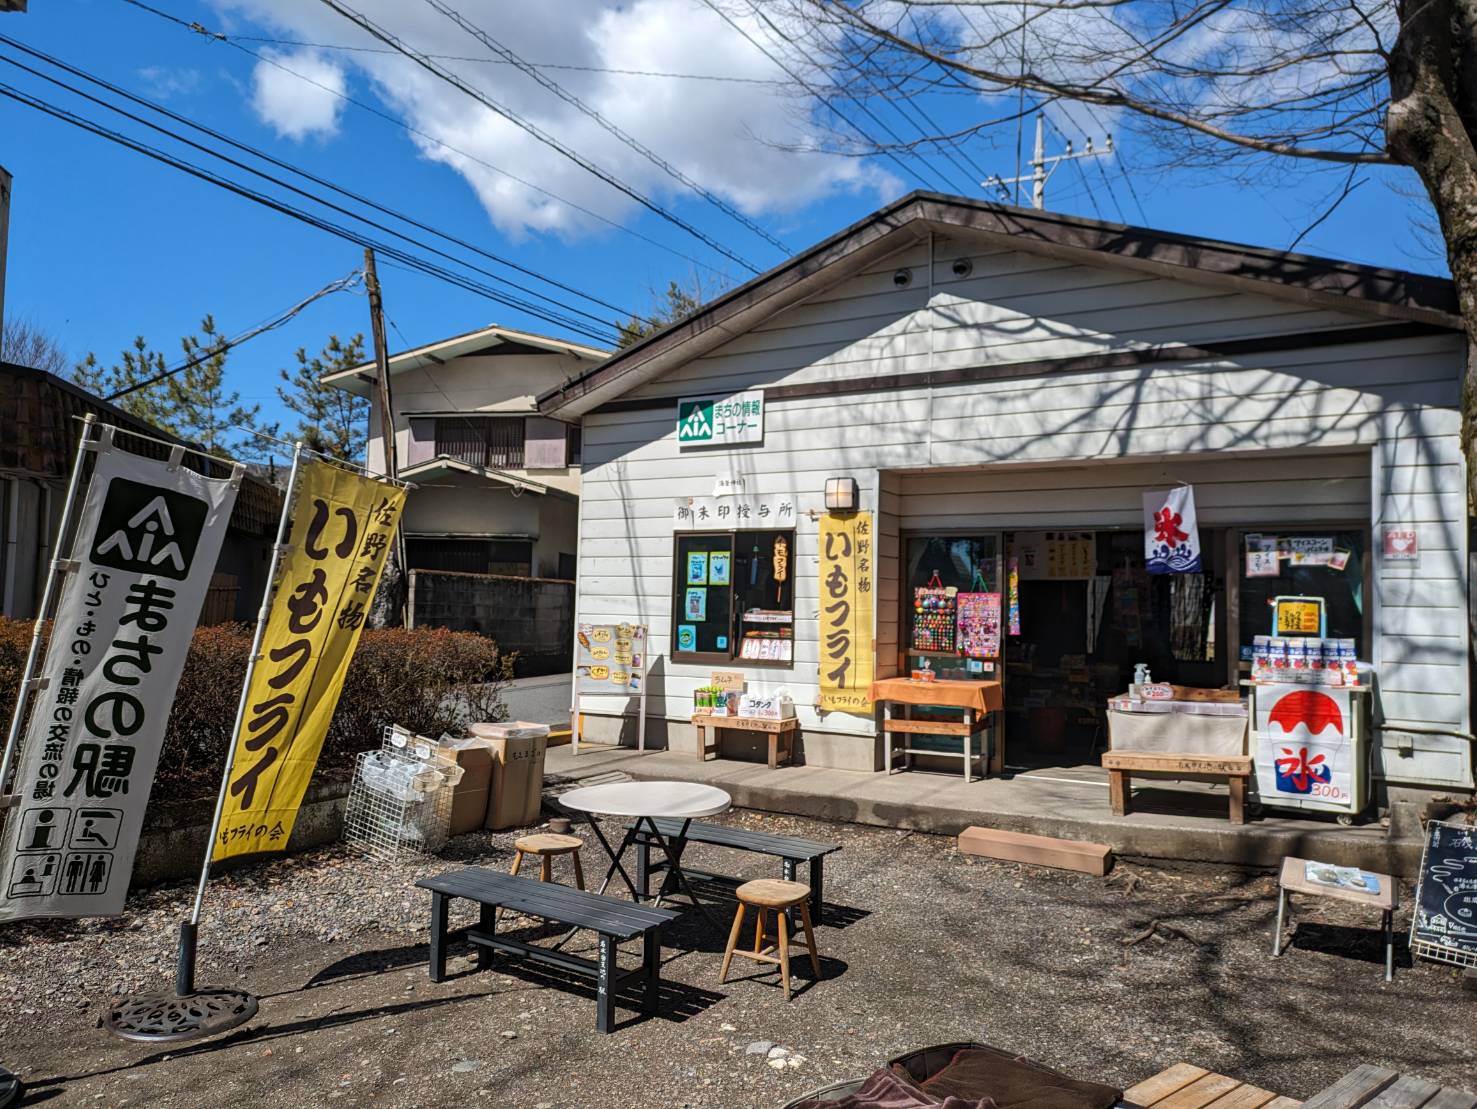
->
xmin=1107 ymin=698 xmax=1249 ymax=756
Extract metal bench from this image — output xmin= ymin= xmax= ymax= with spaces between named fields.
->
xmin=626 ymin=818 xmax=840 ymax=923
xmin=417 ymin=867 xmax=678 ymax=1033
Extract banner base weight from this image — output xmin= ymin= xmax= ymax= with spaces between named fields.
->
xmin=104 ymin=989 xmax=257 ymax=1043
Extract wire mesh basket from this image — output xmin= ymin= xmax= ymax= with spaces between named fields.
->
xmin=341 ymin=726 xmax=463 ymax=861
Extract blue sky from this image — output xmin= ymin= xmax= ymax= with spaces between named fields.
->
xmin=0 ymin=1 xmax=1440 ymax=457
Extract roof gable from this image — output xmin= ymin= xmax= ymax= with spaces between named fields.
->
xmin=538 ymin=192 xmax=1459 ymax=417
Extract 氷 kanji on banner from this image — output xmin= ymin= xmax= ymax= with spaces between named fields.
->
xmin=212 ymin=461 xmax=404 ymax=861
xmin=0 ymin=439 xmax=239 ymax=921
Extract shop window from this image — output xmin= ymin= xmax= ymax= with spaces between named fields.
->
xmin=904 ymin=535 xmax=1002 ymax=681
xmin=1235 ymin=528 xmax=1366 ymax=661
xmin=671 ymin=530 xmax=794 ymax=664
xmin=406 ymin=537 xmax=533 ymax=577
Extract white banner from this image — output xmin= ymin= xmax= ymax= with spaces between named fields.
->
xmin=0 ymin=443 xmax=239 ymax=921
xmin=1144 ymin=485 xmax=1202 ymax=574
xmin=1253 ymin=684 xmax=1354 ymax=807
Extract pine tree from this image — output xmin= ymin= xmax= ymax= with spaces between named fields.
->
xmin=275 ymin=333 xmax=370 ymax=461
xmin=616 ymin=279 xmax=709 ymax=349
xmin=73 ymin=316 xmax=274 ymax=460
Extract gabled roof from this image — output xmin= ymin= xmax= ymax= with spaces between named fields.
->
xmin=536 ymin=191 xmax=1460 ymax=418
xmin=323 ymin=324 xmax=609 ymax=398
xmin=397 ymin=454 xmax=568 ymax=497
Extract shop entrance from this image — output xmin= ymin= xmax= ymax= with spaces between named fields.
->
xmin=903 ymin=525 xmax=1370 ymax=771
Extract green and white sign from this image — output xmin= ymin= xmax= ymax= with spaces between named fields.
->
xmin=677 ymin=390 xmax=764 ymax=447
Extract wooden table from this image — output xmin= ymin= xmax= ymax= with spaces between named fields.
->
xmin=691 ymin=713 xmax=797 ymax=769
xmin=870 ymin=677 xmax=1004 ymax=782
xmin=1273 ymin=856 xmax=1398 ymax=981
xmin=1127 ymin=1062 xmax=1301 ymax=1109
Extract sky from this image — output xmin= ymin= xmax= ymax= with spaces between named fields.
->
xmin=0 ymin=0 xmax=1443 ymax=459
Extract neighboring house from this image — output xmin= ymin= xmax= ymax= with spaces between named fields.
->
xmin=322 ymin=324 xmax=608 ymax=675
xmin=322 ymin=324 xmax=607 ymax=582
xmin=543 ymin=191 xmax=1473 ymax=827
xmin=0 ymin=360 xmax=282 ymax=622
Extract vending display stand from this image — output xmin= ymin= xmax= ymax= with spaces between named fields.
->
xmin=1247 ymin=681 xmax=1372 ymax=823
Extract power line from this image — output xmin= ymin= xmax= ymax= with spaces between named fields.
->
xmin=316 ymin=0 xmax=764 ymax=275
xmin=425 ymin=0 xmax=791 ymax=255
xmin=0 ymin=81 xmax=619 ymax=343
xmin=0 ymin=33 xmax=646 ymax=328
xmin=120 ymin=0 xmax=732 ymax=280
xmin=698 ymin=0 xmax=940 ymax=192
xmin=0 ymin=47 xmax=625 ymax=339
xmin=106 ymin=271 xmax=364 ymax=400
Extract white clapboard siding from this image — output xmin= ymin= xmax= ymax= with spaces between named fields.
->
xmin=574 ymin=231 xmax=1468 ymax=739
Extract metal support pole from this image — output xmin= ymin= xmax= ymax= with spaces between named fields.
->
xmin=184 ymin=444 xmax=304 ymax=943
xmin=0 ymin=414 xmax=95 ymax=795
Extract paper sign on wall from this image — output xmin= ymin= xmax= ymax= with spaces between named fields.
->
xmin=1254 ymin=685 xmax=1353 ymax=805
xmin=576 ymin=624 xmax=647 ymax=695
xmin=818 ymin=512 xmax=874 ymax=713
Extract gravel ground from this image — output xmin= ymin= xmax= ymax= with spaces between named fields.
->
xmin=0 ymin=811 xmax=1473 ymax=1108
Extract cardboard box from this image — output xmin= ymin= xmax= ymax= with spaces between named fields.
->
xmin=437 ymin=738 xmax=493 ymax=836
xmin=480 ymin=733 xmax=547 ymax=831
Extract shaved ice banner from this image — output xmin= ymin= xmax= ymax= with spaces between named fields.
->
xmin=1254 ymin=684 xmax=1353 ymax=805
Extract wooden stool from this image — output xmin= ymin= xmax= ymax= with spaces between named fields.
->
xmin=511 ymin=833 xmax=585 ymax=889
xmin=719 ymin=879 xmax=819 ymax=1000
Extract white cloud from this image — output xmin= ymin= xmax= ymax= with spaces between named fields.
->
xmin=137 ymin=65 xmax=202 ymax=102
xmin=213 ymin=0 xmax=897 ymax=246
xmin=250 ymin=48 xmax=347 ymax=141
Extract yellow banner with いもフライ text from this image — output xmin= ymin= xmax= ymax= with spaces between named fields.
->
xmin=818 ymin=511 xmax=874 ymax=713
xmin=212 ymin=460 xmax=405 ymax=860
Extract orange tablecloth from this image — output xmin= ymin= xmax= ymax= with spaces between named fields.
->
xmin=869 ymin=677 xmax=1004 ymax=714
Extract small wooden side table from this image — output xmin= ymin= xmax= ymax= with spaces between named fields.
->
xmin=692 ymin=714 xmax=797 ymax=768
xmin=1273 ymin=856 xmax=1398 ymax=981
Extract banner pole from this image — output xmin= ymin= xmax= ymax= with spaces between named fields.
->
xmin=174 ymin=443 xmax=304 ymax=1002
xmin=0 ymin=415 xmax=97 ymax=797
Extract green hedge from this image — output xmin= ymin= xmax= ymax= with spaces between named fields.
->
xmin=0 ymin=618 xmax=513 ymax=804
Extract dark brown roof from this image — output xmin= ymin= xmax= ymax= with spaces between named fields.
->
xmin=0 ymin=361 xmax=283 ymax=536
xmin=537 ymin=191 xmax=1460 ymax=417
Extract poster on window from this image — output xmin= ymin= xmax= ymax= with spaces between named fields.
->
xmin=1254 ymin=685 xmax=1354 ymax=808
xmin=1143 ymin=486 xmax=1201 ymax=573
xmin=818 ymin=512 xmax=874 ymax=713
xmin=0 ymin=439 xmax=240 ymax=921
xmin=956 ymin=593 xmax=1002 ymax=659
xmin=576 ymin=624 xmax=647 ymax=695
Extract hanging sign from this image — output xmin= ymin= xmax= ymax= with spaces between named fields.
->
xmin=213 ymin=462 xmax=405 ymax=861
xmin=818 ymin=512 xmax=874 ymax=713
xmin=1253 ymin=685 xmax=1353 ymax=806
xmin=1143 ymin=486 xmax=1202 ymax=574
xmin=1245 ymin=534 xmax=1279 ymax=578
xmin=575 ymin=624 xmax=646 ymax=695
xmin=674 ymin=496 xmax=797 ymax=529
xmin=0 ymin=440 xmax=239 ymax=920
xmin=956 ymin=593 xmax=1002 ymax=660
xmin=677 ymin=389 xmax=764 ymax=447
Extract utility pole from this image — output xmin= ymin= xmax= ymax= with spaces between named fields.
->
xmin=984 ymin=114 xmax=1115 ymax=211
xmin=362 ymin=247 xmax=409 ymax=628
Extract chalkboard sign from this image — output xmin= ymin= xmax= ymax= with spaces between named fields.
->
xmin=1410 ymin=819 xmax=1477 ymax=968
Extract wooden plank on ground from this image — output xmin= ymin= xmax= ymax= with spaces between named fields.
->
xmin=1126 ymin=1064 xmax=1210 ymax=1106
xmin=1301 ymin=1065 xmax=1400 ymax=1109
xmin=1264 ymin=1097 xmax=1303 ymax=1109
xmin=957 ymin=825 xmax=1114 ymax=876
xmin=1205 ymin=1084 xmax=1279 ymax=1109
xmin=1157 ymin=1073 xmax=1245 ymax=1109
xmin=1365 ymin=1076 xmax=1444 ymax=1109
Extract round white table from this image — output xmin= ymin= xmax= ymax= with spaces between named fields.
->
xmin=559 ymin=781 xmax=732 ymax=922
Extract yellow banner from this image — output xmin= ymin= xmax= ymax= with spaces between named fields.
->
xmin=213 ymin=461 xmax=405 ymax=860
xmin=819 ymin=511 xmax=874 ymax=713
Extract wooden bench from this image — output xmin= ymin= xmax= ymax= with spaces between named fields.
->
xmin=1102 ymin=751 xmax=1254 ymax=824
xmin=1127 ymin=1062 xmax=1301 ymax=1109
xmin=627 ymin=817 xmax=841 ymax=923
xmin=417 ymin=867 xmax=677 ymax=1033
xmin=692 ymin=713 xmax=797 ymax=768
xmin=1300 ymin=1064 xmax=1476 ymax=1109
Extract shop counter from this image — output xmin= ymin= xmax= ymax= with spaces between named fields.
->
xmin=869 ymin=678 xmax=1005 ymax=781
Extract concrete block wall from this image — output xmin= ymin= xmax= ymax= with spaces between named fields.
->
xmin=410 ymin=569 xmax=574 ymax=676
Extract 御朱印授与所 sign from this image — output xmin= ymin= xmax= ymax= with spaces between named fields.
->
xmin=677 ymin=390 xmax=764 ymax=447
